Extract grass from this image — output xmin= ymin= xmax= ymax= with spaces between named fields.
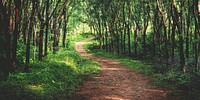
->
xmin=84 ymin=40 xmax=185 ymax=88
xmin=84 ymin=40 xmax=155 ymax=77
xmin=84 ymin=39 xmax=200 ymax=99
xmin=0 ymin=33 xmax=100 ymax=100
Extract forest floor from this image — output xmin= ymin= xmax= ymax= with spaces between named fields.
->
xmin=71 ymin=38 xmax=178 ymax=100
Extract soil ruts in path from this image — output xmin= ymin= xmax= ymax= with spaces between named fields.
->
xmin=72 ymin=38 xmax=177 ymax=100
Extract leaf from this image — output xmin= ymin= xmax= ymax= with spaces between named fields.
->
xmin=2 ymin=0 xmax=6 ymax=6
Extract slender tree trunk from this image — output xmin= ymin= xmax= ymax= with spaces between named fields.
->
xmin=172 ymin=1 xmax=186 ymax=72
xmin=168 ymin=16 xmax=171 ymax=43
xmin=57 ymin=17 xmax=62 ymax=46
xmin=38 ymin=22 xmax=45 ymax=61
xmin=123 ymin=2 xmax=126 ymax=54
xmin=127 ymin=0 xmax=131 ymax=56
xmin=163 ymin=24 xmax=168 ymax=66
xmin=171 ymin=1 xmax=176 ymax=63
xmin=110 ymin=23 xmax=114 ymax=52
xmin=101 ymin=19 xmax=105 ymax=49
xmin=194 ymin=0 xmax=199 ymax=71
xmin=116 ymin=23 xmax=120 ymax=54
xmin=152 ymin=10 xmax=158 ymax=59
xmin=186 ymin=0 xmax=191 ymax=59
xmin=143 ymin=2 xmax=150 ymax=58
xmin=33 ymin=23 xmax=38 ymax=60
xmin=153 ymin=28 xmax=156 ymax=58
xmin=12 ymin=0 xmax=21 ymax=72
xmin=143 ymin=23 xmax=148 ymax=58
xmin=104 ymin=21 xmax=108 ymax=51
xmin=44 ymin=0 xmax=49 ymax=56
xmin=22 ymin=0 xmax=29 ymax=44
xmin=25 ymin=1 xmax=36 ymax=72
xmin=62 ymin=6 xmax=67 ymax=48
xmin=98 ymin=17 xmax=102 ymax=50
xmin=134 ymin=29 xmax=138 ymax=56
xmin=171 ymin=22 xmax=176 ymax=63
xmin=53 ymin=16 xmax=58 ymax=53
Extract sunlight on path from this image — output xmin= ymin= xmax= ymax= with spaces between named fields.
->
xmin=72 ymin=38 xmax=175 ymax=100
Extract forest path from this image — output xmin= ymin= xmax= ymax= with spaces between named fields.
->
xmin=72 ymin=38 xmax=175 ymax=100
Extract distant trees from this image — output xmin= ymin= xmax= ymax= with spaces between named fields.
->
xmin=86 ymin=0 xmax=200 ymax=73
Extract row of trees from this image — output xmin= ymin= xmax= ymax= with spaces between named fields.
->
xmin=0 ymin=0 xmax=79 ymax=80
xmin=86 ymin=0 xmax=200 ymax=73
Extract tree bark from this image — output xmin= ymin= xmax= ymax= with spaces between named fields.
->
xmin=62 ymin=6 xmax=67 ymax=48
xmin=3 ymin=0 xmax=12 ymax=80
xmin=12 ymin=0 xmax=21 ymax=72
xmin=127 ymin=0 xmax=131 ymax=56
xmin=123 ymin=2 xmax=126 ymax=54
xmin=25 ymin=1 xmax=36 ymax=72
xmin=38 ymin=22 xmax=45 ymax=61
xmin=172 ymin=1 xmax=186 ymax=72
xmin=44 ymin=0 xmax=49 ymax=56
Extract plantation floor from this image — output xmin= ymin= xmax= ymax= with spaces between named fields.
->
xmin=72 ymin=38 xmax=177 ymax=100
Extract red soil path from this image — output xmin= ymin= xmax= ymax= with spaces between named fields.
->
xmin=71 ymin=38 xmax=177 ymax=100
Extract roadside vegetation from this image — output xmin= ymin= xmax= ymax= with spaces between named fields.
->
xmin=0 ymin=34 xmax=100 ymax=100
xmin=85 ymin=39 xmax=200 ymax=99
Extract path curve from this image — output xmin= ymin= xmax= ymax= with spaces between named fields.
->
xmin=72 ymin=38 xmax=175 ymax=100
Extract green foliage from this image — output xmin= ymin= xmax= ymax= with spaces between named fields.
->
xmin=0 ymin=36 xmax=100 ymax=100
xmin=16 ymin=40 xmax=28 ymax=66
xmin=85 ymin=39 xmax=200 ymax=99
xmin=67 ymin=32 xmax=93 ymax=47
xmin=85 ymin=39 xmax=154 ymax=77
xmin=186 ymin=72 xmax=200 ymax=99
xmin=151 ymin=72 xmax=190 ymax=89
xmin=152 ymin=72 xmax=200 ymax=99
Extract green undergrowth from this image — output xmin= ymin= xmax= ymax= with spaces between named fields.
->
xmin=84 ymin=40 xmax=162 ymax=87
xmin=0 ymin=33 xmax=100 ymax=100
xmin=68 ymin=32 xmax=93 ymax=45
xmin=84 ymin=40 xmax=185 ymax=88
xmin=85 ymin=39 xmax=200 ymax=99
xmin=84 ymin=40 xmax=154 ymax=78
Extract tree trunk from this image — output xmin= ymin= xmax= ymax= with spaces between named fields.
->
xmin=127 ymin=0 xmax=131 ymax=56
xmin=104 ymin=21 xmax=108 ymax=51
xmin=12 ymin=0 xmax=21 ymax=72
xmin=44 ymin=0 xmax=49 ymax=56
xmin=38 ymin=22 xmax=45 ymax=61
xmin=62 ymin=6 xmax=67 ymax=48
xmin=186 ymin=0 xmax=191 ymax=59
xmin=116 ymin=23 xmax=120 ymax=54
xmin=123 ymin=2 xmax=126 ymax=54
xmin=22 ymin=0 xmax=29 ymax=44
xmin=53 ymin=16 xmax=59 ymax=53
xmin=172 ymin=1 xmax=186 ymax=72
xmin=194 ymin=0 xmax=199 ymax=71
xmin=143 ymin=23 xmax=148 ymax=58
xmin=171 ymin=22 xmax=176 ymax=63
xmin=3 ymin=0 xmax=13 ymax=80
xmin=134 ymin=29 xmax=138 ymax=56
xmin=98 ymin=17 xmax=103 ymax=50
xmin=25 ymin=1 xmax=36 ymax=72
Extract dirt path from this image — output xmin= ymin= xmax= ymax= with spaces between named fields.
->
xmin=72 ymin=38 xmax=175 ymax=100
